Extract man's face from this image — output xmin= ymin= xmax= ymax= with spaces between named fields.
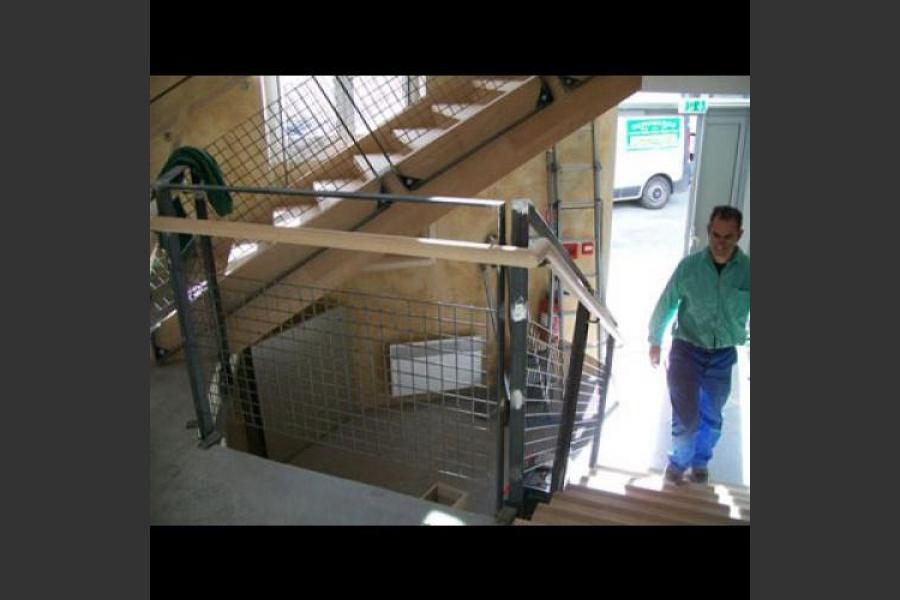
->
xmin=707 ymin=217 xmax=742 ymax=261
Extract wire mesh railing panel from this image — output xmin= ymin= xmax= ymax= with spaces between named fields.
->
xmin=523 ymin=321 xmax=566 ymax=476
xmin=185 ymin=276 xmax=499 ymax=483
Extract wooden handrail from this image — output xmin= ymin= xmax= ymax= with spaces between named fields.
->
xmin=150 ymin=216 xmax=541 ymax=270
xmin=522 ymin=201 xmax=625 ymax=344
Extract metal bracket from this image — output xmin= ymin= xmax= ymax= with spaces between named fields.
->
xmin=150 ymin=330 xmax=168 ymax=364
xmin=559 ymin=76 xmax=589 ymax=90
xmin=536 ymin=80 xmax=554 ymax=109
xmin=154 ymin=165 xmax=189 ymax=189
xmin=384 ymin=172 xmax=422 ymax=193
xmin=376 ymin=180 xmax=395 ymax=209
xmin=198 ymin=430 xmax=223 ymax=449
xmin=153 ymin=343 xmax=173 ymax=365
xmin=401 ymin=175 xmax=421 ymax=191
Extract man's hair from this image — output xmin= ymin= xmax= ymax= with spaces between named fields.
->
xmin=708 ymin=205 xmax=743 ymax=228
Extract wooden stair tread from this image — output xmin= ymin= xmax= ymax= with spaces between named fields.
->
xmin=312 ymin=179 xmax=368 ymax=192
xmin=553 ymin=494 xmax=690 ymax=525
xmin=265 ymin=179 xmax=366 ymax=216
xmin=353 ymin=154 xmax=405 ymax=176
xmin=431 ymin=103 xmax=485 ymax=121
xmin=564 ymin=485 xmax=740 ymax=525
xmin=586 ymin=466 xmax=750 ymax=500
xmin=626 ymin=479 xmax=751 ymax=506
xmin=532 ymin=503 xmax=629 ymax=525
xmin=472 ymin=79 xmax=531 ymax=93
xmin=269 ymin=179 xmax=369 ymax=228
xmin=621 ymin=485 xmax=750 ymax=521
xmin=392 ymin=128 xmax=448 ymax=152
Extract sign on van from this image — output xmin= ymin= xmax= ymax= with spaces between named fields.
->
xmin=625 ymin=117 xmax=682 ymax=151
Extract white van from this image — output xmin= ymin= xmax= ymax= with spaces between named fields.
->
xmin=613 ymin=112 xmax=691 ymax=209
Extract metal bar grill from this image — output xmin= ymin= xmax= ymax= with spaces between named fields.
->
xmin=521 ymin=318 xmax=610 ymax=491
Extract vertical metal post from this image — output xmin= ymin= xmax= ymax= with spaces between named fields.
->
xmin=589 ymin=333 xmax=616 ymax=469
xmin=275 ymin=76 xmax=289 ymax=188
xmin=194 ymin=197 xmax=238 ymax=431
xmin=237 ymin=347 xmax=268 ymax=458
xmin=551 ymin=302 xmax=590 ymax=492
xmin=194 ymin=198 xmax=232 ymax=384
xmin=549 ymin=145 xmax=564 ymax=342
xmin=156 ymin=187 xmax=217 ymax=444
xmin=546 ymin=148 xmax=558 ymax=341
xmin=405 ymin=75 xmax=422 ymax=105
xmin=494 ymin=203 xmax=507 ymax=513
xmin=506 ymin=199 xmax=530 ymax=511
xmin=591 ymin=119 xmax=607 ymax=359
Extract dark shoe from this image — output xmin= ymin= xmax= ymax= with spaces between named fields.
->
xmin=689 ymin=468 xmax=709 ymax=484
xmin=664 ymin=464 xmax=685 ymax=485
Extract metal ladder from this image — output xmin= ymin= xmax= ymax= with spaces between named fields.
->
xmin=546 ymin=120 xmax=609 ymax=362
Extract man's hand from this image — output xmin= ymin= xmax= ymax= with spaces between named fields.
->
xmin=649 ymin=345 xmax=661 ymax=368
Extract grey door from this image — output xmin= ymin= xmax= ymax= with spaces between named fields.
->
xmin=684 ymin=106 xmax=750 ymax=255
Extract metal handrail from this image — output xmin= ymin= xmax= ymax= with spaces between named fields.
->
xmin=517 ymin=200 xmax=624 ymax=344
xmin=153 ymin=181 xmax=506 ymax=209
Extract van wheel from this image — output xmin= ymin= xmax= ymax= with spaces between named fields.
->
xmin=640 ymin=176 xmax=671 ymax=209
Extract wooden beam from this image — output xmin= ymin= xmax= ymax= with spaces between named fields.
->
xmin=150 ymin=216 xmax=541 ymax=269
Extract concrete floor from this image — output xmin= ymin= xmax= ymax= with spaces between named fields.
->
xmin=150 ymin=358 xmax=496 ymax=525
xmin=590 ymin=190 xmax=750 ymax=486
xmin=279 ymin=397 xmax=499 ymax=515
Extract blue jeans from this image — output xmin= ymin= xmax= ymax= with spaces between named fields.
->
xmin=666 ymin=338 xmax=737 ymax=473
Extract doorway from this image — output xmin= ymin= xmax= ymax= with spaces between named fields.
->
xmin=591 ymin=98 xmax=750 ymax=487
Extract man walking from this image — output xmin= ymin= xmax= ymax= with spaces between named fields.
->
xmin=648 ymin=206 xmax=750 ymax=484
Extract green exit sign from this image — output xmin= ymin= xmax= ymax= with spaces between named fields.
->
xmin=680 ymin=97 xmax=708 ymax=114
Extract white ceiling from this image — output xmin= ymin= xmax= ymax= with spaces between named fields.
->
xmin=641 ymin=76 xmax=750 ymax=96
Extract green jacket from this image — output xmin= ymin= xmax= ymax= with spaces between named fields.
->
xmin=648 ymin=247 xmax=751 ymax=350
